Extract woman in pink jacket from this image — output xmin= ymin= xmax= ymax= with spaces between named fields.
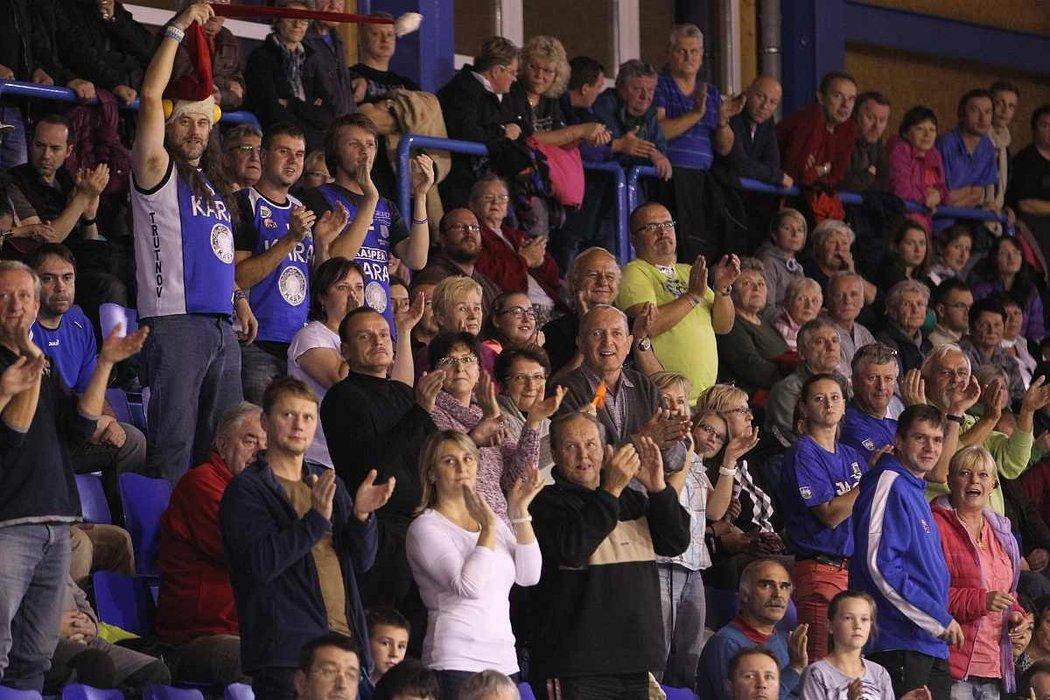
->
xmin=931 ymin=445 xmax=1028 ymax=700
xmin=887 ymin=105 xmax=950 ymax=233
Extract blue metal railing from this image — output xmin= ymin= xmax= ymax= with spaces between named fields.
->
xmin=0 ymin=79 xmax=260 ymax=126
xmin=627 ymin=165 xmax=1006 ymax=226
xmin=396 ymin=134 xmax=632 ymax=264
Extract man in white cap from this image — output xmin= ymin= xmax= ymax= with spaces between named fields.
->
xmin=131 ymin=2 xmax=255 ymax=484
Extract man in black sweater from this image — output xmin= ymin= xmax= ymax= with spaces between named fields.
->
xmin=529 ymin=411 xmax=690 ymax=700
xmin=320 ymin=307 xmax=436 ymax=624
xmin=0 ymin=260 xmax=146 ymax=691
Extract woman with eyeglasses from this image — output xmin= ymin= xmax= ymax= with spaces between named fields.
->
xmin=494 ymin=346 xmax=558 ymax=482
xmin=427 ymin=331 xmax=561 ymax=525
xmin=469 ymin=174 xmax=564 ymax=326
xmin=716 ymin=258 xmax=790 ymax=395
xmin=482 ymin=292 xmax=545 ymax=355
xmin=650 ymin=372 xmax=754 ymax=688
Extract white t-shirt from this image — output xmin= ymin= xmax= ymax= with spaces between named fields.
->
xmin=406 ymin=509 xmax=542 ymax=673
xmin=799 ymin=658 xmax=894 ymax=700
xmin=287 ymin=320 xmax=341 ymax=467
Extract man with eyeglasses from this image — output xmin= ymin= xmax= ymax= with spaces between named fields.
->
xmin=413 ymin=208 xmax=501 ymax=314
xmin=618 ymin=201 xmax=739 ymax=403
xmin=928 ymin=278 xmax=973 ymax=348
xmin=233 ymin=123 xmax=350 ymax=403
xmin=698 ymin=559 xmax=808 ymax=700
xmin=218 ymin=125 xmax=263 ymax=195
xmin=294 ymin=633 xmax=362 ymax=700
xmin=850 ymin=405 xmax=961 ymax=700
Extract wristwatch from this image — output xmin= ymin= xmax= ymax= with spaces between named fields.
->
xmin=636 ymin=337 xmax=652 ymax=352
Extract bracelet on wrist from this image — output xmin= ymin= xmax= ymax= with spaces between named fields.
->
xmin=686 ymin=294 xmax=701 ymax=306
xmin=80 ymin=216 xmax=97 ymax=226
xmin=411 ymin=217 xmax=428 ymax=226
xmin=163 ymin=24 xmax=186 ymax=44
xmin=510 ymin=515 xmax=532 ymax=524
xmin=946 ymin=414 xmax=965 ymax=425
xmin=233 ymin=289 xmax=249 ymax=303
xmin=718 ymin=466 xmax=737 ymax=476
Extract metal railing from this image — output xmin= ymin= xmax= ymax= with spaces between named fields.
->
xmin=0 ymin=79 xmax=260 ymax=126
xmin=395 ymin=134 xmax=632 ymax=263
xmin=626 ymin=165 xmax=1006 ymax=225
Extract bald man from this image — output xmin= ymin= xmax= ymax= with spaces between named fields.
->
xmin=724 ymin=75 xmax=791 ymax=189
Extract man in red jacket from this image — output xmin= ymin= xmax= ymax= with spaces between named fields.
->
xmin=156 ymin=401 xmax=266 ymax=686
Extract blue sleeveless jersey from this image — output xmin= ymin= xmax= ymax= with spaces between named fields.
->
xmin=238 ymin=188 xmax=312 ymax=344
xmin=317 ymin=183 xmax=395 ymax=329
xmin=132 ymin=160 xmax=235 ymax=318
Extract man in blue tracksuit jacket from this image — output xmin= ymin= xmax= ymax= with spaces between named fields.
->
xmin=850 ymin=405 xmax=963 ymax=700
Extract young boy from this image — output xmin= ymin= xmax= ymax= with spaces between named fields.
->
xmin=367 ymin=607 xmax=411 ymax=684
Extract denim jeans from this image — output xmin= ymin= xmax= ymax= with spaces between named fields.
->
xmin=657 ymin=562 xmax=706 ymax=688
xmin=0 ymin=107 xmax=27 ymax=169
xmin=0 ymin=523 xmax=72 ymax=690
xmin=950 ymin=678 xmax=1001 ymax=700
xmin=240 ymin=342 xmax=287 ymax=405
xmin=143 ymin=315 xmax=243 ymax=483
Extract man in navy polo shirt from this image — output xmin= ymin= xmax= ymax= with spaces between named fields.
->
xmin=29 ymin=243 xmax=146 ymax=484
xmin=781 ymin=372 xmax=866 ymax=662
xmin=841 ymin=342 xmax=902 ymax=463
xmin=233 ymin=122 xmax=349 ymax=404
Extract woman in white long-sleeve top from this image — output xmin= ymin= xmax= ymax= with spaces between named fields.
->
xmin=406 ymin=430 xmax=544 ymax=700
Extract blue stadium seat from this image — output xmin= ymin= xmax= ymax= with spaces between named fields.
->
xmin=518 ymin=682 xmax=536 ymax=700
xmin=106 ymin=387 xmax=134 ymax=426
xmin=75 ymin=472 xmax=112 ymax=524
xmin=662 ymin=686 xmax=700 ymax=700
xmin=223 ymin=683 xmax=253 ymax=700
xmin=61 ymin=684 xmax=126 ymax=700
xmin=0 ymin=688 xmax=42 ymax=700
xmin=118 ymin=473 xmax=172 ymax=577
xmin=143 ymin=687 xmax=204 ymax=700
xmin=92 ymin=571 xmax=154 ymax=637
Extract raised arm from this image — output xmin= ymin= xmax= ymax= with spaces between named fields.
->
xmin=134 ymin=3 xmax=214 ymax=191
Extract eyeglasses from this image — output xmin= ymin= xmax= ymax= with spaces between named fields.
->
xmin=695 ymin=422 xmax=726 ymax=443
xmin=478 ymin=194 xmax=510 ymax=204
xmin=726 ymin=406 xmax=752 ymax=416
xmin=229 ymin=144 xmax=259 ymax=156
xmin=632 ymin=220 xmax=676 ymax=235
xmin=437 ymin=354 xmax=478 ymax=369
xmin=497 ymin=305 xmax=536 ymax=319
xmin=509 ymin=373 xmax=547 ymax=385
xmin=446 ymin=223 xmax=481 ymax=233
xmin=527 ymin=63 xmax=556 ymax=78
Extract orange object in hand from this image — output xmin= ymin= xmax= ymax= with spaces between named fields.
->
xmin=591 ymin=382 xmax=608 ymax=411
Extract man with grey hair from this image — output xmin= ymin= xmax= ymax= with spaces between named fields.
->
xmin=156 ymin=401 xmax=266 ymax=686
xmin=875 ymin=279 xmax=932 ymax=380
xmin=826 ymin=271 xmax=876 ymax=372
xmin=217 ymin=124 xmax=264 ymax=195
xmin=459 ymin=670 xmax=520 ymax=700
xmin=0 ymin=260 xmax=147 ymax=691
xmin=592 ymin=59 xmax=672 ymax=179
xmin=530 ymin=410 xmax=689 ymax=700
xmin=765 ymin=318 xmax=846 ymax=447
xmin=554 ymin=304 xmax=687 ymax=468
xmin=841 ymin=342 xmax=904 ymax=462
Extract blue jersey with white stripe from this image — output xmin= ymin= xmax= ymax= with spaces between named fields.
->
xmin=235 ymin=188 xmax=312 ymax=344
xmin=850 ymin=458 xmax=953 ymax=658
xmin=132 ymin=160 xmax=235 ymax=318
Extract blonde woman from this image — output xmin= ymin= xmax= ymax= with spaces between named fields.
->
xmin=406 ymin=430 xmax=543 ymax=700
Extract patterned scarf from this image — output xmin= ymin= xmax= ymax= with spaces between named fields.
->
xmin=270 ymin=33 xmax=306 ymax=102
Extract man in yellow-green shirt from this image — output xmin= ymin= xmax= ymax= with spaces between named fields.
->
xmin=617 ymin=202 xmax=740 ymax=402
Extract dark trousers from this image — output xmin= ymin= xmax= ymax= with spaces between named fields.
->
xmin=251 ymin=666 xmax=297 ymax=700
xmin=869 ymin=650 xmax=951 ymax=700
xmin=533 ymin=672 xmax=649 ymax=700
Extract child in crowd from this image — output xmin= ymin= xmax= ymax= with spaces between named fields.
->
xmin=367 ymin=607 xmax=411 ymax=686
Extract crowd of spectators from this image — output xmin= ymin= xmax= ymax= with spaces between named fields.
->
xmin=7 ymin=3 xmax=1050 ymax=700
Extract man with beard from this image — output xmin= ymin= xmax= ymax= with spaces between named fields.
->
xmin=840 ymin=343 xmax=903 ymax=462
xmin=233 ymin=123 xmax=349 ymax=403
xmin=412 ymin=208 xmax=501 ymax=313
xmin=850 ymin=405 xmax=962 ymax=700
xmin=697 ymin=559 xmax=808 ymax=700
xmin=131 ymin=2 xmax=254 ymax=483
xmin=299 ymin=113 xmax=434 ymax=333
xmin=221 ymin=377 xmax=393 ymax=700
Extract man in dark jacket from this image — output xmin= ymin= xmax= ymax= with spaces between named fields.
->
xmin=436 ymin=36 xmax=522 ymax=209
xmin=221 ymin=376 xmax=394 ymax=700
xmin=724 ymin=75 xmax=789 ymax=188
xmin=304 ymin=0 xmax=356 ymax=120
xmin=0 ymin=260 xmax=146 ymax=691
xmin=529 ymin=411 xmax=689 ymax=700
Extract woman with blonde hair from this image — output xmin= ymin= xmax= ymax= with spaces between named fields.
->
xmin=406 ymin=430 xmax=543 ymax=700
